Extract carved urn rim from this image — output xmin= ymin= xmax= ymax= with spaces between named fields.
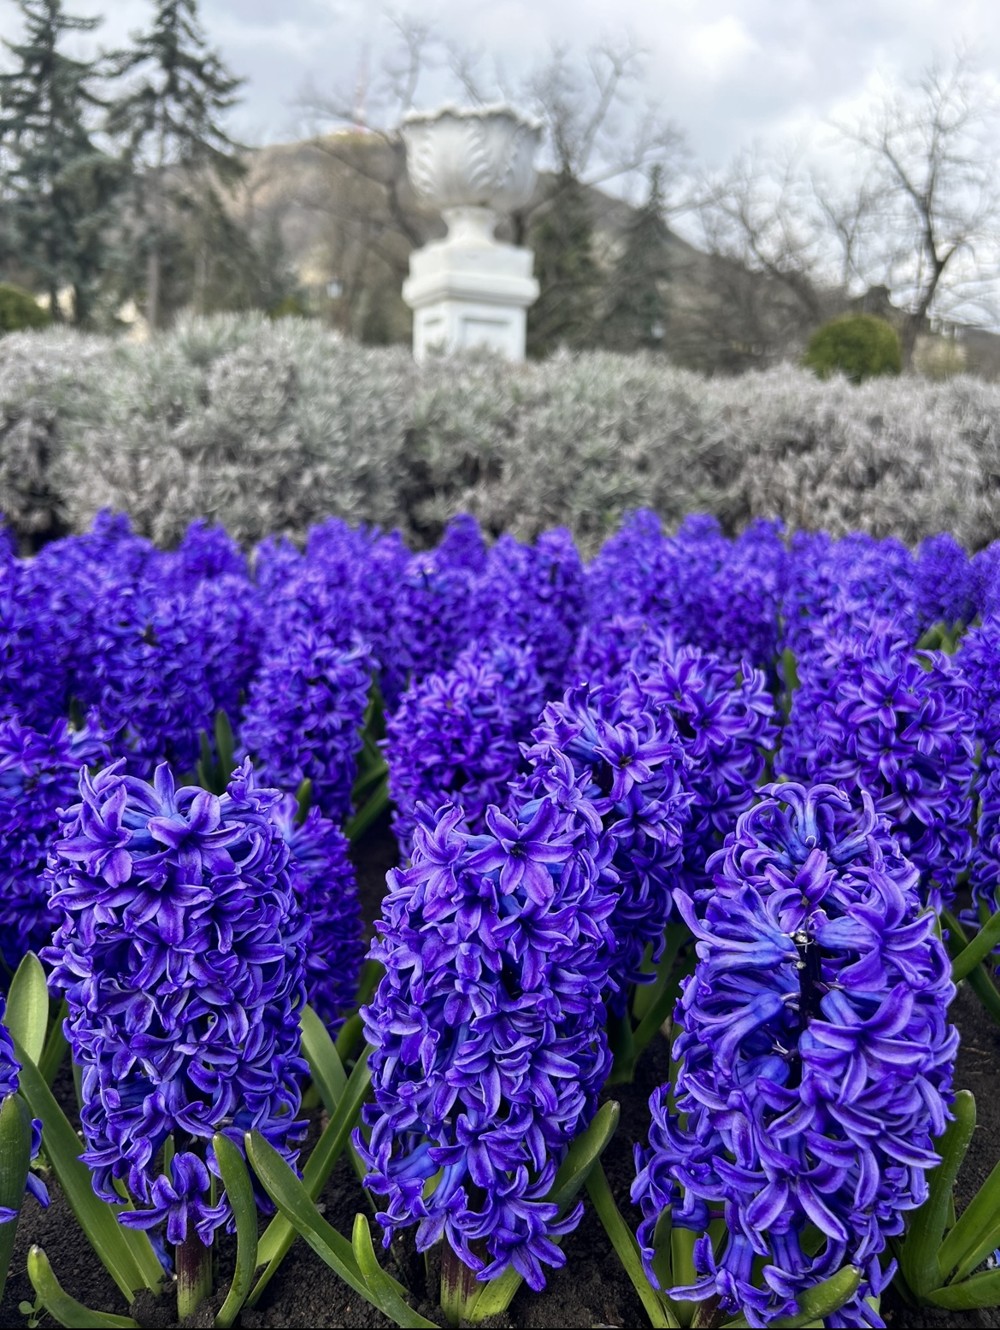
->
xmin=401 ymin=101 xmax=544 ymax=136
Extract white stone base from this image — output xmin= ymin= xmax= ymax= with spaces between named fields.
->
xmin=403 ymin=239 xmax=539 ymax=363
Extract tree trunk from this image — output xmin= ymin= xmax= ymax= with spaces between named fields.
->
xmin=146 ymin=245 xmax=161 ymax=332
xmin=900 ymin=313 xmax=921 ymax=371
xmin=194 ymin=245 xmax=208 ymax=316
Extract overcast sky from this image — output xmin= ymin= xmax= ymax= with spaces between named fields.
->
xmin=7 ymin=0 xmax=999 ymax=169
xmin=3 ymin=0 xmax=999 ymax=324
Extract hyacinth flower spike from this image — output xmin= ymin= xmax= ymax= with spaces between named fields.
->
xmin=45 ymin=758 xmax=308 ymax=1319
xmin=631 ymin=782 xmax=957 ymax=1329
xmin=356 ymin=778 xmax=621 ymax=1324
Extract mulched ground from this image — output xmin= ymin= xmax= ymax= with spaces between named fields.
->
xmin=2 ymin=819 xmax=999 ymax=1329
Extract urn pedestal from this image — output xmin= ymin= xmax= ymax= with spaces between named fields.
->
xmin=400 ymin=105 xmax=543 ymax=363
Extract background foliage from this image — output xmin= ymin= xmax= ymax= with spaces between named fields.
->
xmin=2 ymin=316 xmax=998 ymax=554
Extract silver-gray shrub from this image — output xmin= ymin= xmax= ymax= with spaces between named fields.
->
xmin=2 ymin=316 xmax=999 ymax=553
xmin=0 ymin=328 xmax=112 ymax=543
xmin=51 ymin=315 xmax=418 ymax=546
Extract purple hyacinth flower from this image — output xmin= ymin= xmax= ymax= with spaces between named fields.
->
xmin=356 ymin=780 xmax=618 ymax=1290
xmin=44 ymin=758 xmax=308 ymax=1246
xmin=632 ymin=782 xmax=957 ymax=1329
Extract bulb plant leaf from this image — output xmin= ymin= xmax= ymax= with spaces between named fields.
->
xmin=301 ymin=1004 xmax=348 ymax=1114
xmin=26 ymin=1246 xmax=140 ymax=1328
xmin=463 ymin=1101 xmax=623 ymax=1324
xmin=0 ymin=1092 xmax=34 ymax=1303
xmin=212 ymin=1134 xmax=258 ymax=1329
xmin=898 ymin=1089 xmax=976 ymax=1299
xmin=249 ymin=1047 xmax=373 ymax=1305
xmin=11 ymin=1036 xmax=164 ymax=1300
xmin=246 ymin=1130 xmax=437 ymax=1329
xmin=5 ymin=954 xmax=50 ymax=1066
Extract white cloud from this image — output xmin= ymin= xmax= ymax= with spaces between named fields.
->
xmin=683 ymin=15 xmax=758 ymax=83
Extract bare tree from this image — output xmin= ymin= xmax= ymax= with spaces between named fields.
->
xmin=809 ymin=166 xmax=889 ymax=297
xmin=835 ymin=50 xmax=1000 ymax=365
xmin=688 ymin=144 xmax=831 ymax=367
xmin=446 ymin=32 xmax=687 ymax=241
xmin=282 ymin=14 xmax=688 ymax=338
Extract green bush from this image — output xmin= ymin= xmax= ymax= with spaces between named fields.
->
xmin=0 ymin=283 xmax=50 ymax=334
xmin=803 ymin=313 xmax=902 ymax=384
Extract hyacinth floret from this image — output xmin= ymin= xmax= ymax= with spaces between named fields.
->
xmin=622 ymin=632 xmax=778 ymax=898
xmin=80 ymin=580 xmax=218 ymax=779
xmin=781 ymin=532 xmax=917 ymax=673
xmin=384 ymin=639 xmax=544 ymax=851
xmin=356 ymin=780 xmax=617 ymax=1290
xmin=470 ymin=530 xmax=586 ymax=693
xmin=240 ymin=628 xmax=373 ymax=822
xmin=778 ymin=623 xmax=975 ymax=904
xmin=44 ymin=758 xmax=308 ymax=1245
xmin=272 ymin=794 xmax=365 ymax=1032
xmin=632 ymin=782 xmax=957 ymax=1328
xmin=914 ymin=532 xmax=975 ymax=631
xmin=521 ymin=679 xmax=692 ymax=1011
xmin=0 ymin=1001 xmax=48 ymax=1220
xmin=382 ymin=552 xmax=478 ymax=703
xmin=959 ymin=619 xmax=1000 ymax=932
xmin=0 ymin=713 xmax=108 ymax=969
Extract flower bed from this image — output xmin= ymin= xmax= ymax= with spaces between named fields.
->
xmin=0 ymin=507 xmax=998 ymax=1329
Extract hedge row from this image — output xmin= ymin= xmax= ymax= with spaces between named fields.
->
xmin=2 ymin=314 xmax=999 ymax=552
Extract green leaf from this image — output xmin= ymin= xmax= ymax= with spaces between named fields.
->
xmin=927 ymin=1266 xmax=1000 ymax=1309
xmin=26 ymin=1247 xmax=139 ymax=1328
xmin=780 ymin=647 xmax=800 ymax=721
xmin=246 ymin=1132 xmax=437 ymax=1328
xmin=300 ymin=1004 xmax=347 ymax=1115
xmin=942 ymin=911 xmax=1000 ymax=1024
xmin=586 ymin=1163 xmax=680 ymax=1329
xmin=899 ymin=1089 xmax=976 ymax=1298
xmin=334 ymin=1012 xmax=364 ymax=1065
xmin=12 ymin=1037 xmax=164 ymax=1300
xmin=464 ymin=1102 xmax=621 ymax=1323
xmin=460 ymin=1265 xmax=522 ymax=1324
xmin=249 ymin=1049 xmax=372 ymax=1305
xmin=952 ymin=1218 xmax=1000 ymax=1287
xmin=0 ymin=1093 xmax=34 ymax=1303
xmin=630 ymin=924 xmax=686 ymax=1032
xmin=950 ymin=910 xmax=1000 ymax=982
xmin=37 ymin=1001 xmax=68 ymax=1088
xmin=346 ymin=779 xmax=390 ymax=843
xmin=196 ymin=728 xmax=213 ymax=788
xmin=721 ymin=1265 xmax=862 ymax=1328
xmin=352 ymin=1213 xmax=437 ymax=1329
xmin=939 ymin=1152 xmax=1000 ymax=1282
xmin=212 ymin=1135 xmax=258 ymax=1329
xmin=548 ymin=1100 xmax=620 ymax=1212
xmin=295 ymin=777 xmax=313 ymax=824
xmin=214 ymin=710 xmax=235 ymax=777
xmin=6 ymin=954 xmax=50 ymax=1065
xmin=606 ymin=1010 xmax=636 ymax=1084
xmin=670 ymin=1224 xmax=699 ymax=1326
xmin=649 ymin=1209 xmax=672 ymax=1295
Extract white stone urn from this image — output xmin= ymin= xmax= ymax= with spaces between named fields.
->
xmin=400 ymin=104 xmax=543 ymax=362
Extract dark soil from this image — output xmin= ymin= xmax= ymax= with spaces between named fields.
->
xmin=3 ymin=823 xmax=999 ymax=1329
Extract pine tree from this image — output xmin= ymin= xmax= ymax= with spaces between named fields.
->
xmin=0 ymin=0 xmax=120 ymax=323
xmin=526 ymin=169 xmax=601 ymax=358
xmin=106 ymin=0 xmax=245 ymax=329
xmin=602 ymin=164 xmax=671 ymax=353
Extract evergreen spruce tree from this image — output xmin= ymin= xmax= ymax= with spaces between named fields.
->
xmin=0 ymin=0 xmax=120 ymax=323
xmin=526 ymin=168 xmax=601 ymax=358
xmin=602 ymin=164 xmax=671 ymax=353
xmin=106 ymin=0 xmax=245 ymax=329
